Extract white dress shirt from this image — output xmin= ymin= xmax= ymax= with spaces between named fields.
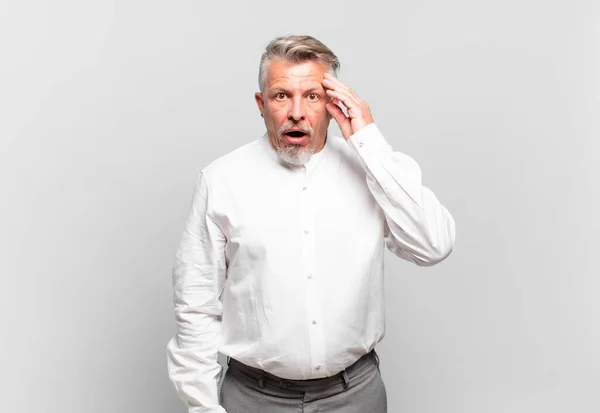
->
xmin=166 ymin=123 xmax=455 ymax=413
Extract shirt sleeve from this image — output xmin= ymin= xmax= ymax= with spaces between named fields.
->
xmin=347 ymin=123 xmax=456 ymax=266
xmin=166 ymin=171 xmax=228 ymax=413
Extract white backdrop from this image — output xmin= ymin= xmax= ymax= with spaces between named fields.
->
xmin=1 ymin=1 xmax=599 ymax=412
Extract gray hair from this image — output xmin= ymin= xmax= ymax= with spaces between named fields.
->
xmin=258 ymin=35 xmax=340 ymax=92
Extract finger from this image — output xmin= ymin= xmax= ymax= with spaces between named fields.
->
xmin=326 ymin=103 xmax=353 ymax=138
xmin=328 ymin=96 xmax=340 ymax=106
xmin=325 ymin=89 xmax=360 ymax=113
xmin=323 ymin=80 xmax=361 ymax=106
xmin=325 ymin=101 xmax=346 ymax=122
xmin=322 ymin=76 xmax=350 ymax=94
xmin=323 ymin=74 xmax=361 ymax=101
xmin=322 ymin=74 xmax=352 ymax=94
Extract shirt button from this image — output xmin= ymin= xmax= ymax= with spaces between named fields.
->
xmin=302 ymin=186 xmax=307 ymax=191
xmin=304 ymin=230 xmax=309 ymax=235
xmin=315 ymin=364 xmax=321 ymax=370
xmin=312 ymin=320 xmax=317 ymax=325
xmin=308 ymin=273 xmax=313 ymax=279
xmin=358 ymin=141 xmax=364 ymax=147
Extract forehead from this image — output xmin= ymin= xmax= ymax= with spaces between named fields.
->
xmin=265 ymin=59 xmax=328 ymax=90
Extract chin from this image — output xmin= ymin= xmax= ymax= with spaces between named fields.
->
xmin=277 ymin=145 xmax=316 ymax=166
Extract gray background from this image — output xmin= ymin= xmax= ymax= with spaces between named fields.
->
xmin=1 ymin=0 xmax=599 ymax=412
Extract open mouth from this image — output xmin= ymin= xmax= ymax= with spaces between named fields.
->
xmin=284 ymin=130 xmax=308 ymax=138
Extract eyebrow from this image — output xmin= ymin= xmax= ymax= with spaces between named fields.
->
xmin=271 ymin=86 xmax=325 ymax=94
xmin=304 ymin=87 xmax=324 ymax=93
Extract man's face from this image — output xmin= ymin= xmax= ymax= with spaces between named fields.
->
xmin=255 ymin=59 xmax=331 ymax=166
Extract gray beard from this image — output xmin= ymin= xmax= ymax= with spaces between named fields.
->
xmin=276 ymin=142 xmax=317 ymax=166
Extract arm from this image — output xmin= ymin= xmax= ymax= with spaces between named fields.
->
xmin=348 ymin=123 xmax=455 ymax=266
xmin=166 ymin=172 xmax=228 ymax=413
xmin=323 ymin=73 xmax=455 ymax=266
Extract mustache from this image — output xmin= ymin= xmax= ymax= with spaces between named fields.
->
xmin=278 ymin=121 xmax=314 ymax=137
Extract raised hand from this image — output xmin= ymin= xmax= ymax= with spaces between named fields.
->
xmin=323 ymin=73 xmax=374 ymax=141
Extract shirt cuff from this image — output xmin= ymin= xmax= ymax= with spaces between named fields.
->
xmin=347 ymin=123 xmax=393 ymax=154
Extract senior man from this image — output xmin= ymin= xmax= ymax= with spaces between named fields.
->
xmin=167 ymin=35 xmax=455 ymax=413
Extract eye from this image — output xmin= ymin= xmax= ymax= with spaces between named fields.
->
xmin=307 ymin=93 xmax=319 ymax=101
xmin=275 ymin=92 xmax=287 ymax=100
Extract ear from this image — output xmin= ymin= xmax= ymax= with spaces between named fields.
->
xmin=254 ymin=92 xmax=265 ymax=115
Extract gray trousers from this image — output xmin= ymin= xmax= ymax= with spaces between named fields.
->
xmin=219 ymin=351 xmax=387 ymax=412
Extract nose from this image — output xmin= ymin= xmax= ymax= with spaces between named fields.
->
xmin=287 ymin=96 xmax=306 ymax=122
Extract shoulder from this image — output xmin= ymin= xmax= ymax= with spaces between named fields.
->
xmin=201 ymin=138 xmax=264 ymax=182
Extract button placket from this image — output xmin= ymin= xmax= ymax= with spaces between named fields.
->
xmin=299 ymin=174 xmax=327 ymax=378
